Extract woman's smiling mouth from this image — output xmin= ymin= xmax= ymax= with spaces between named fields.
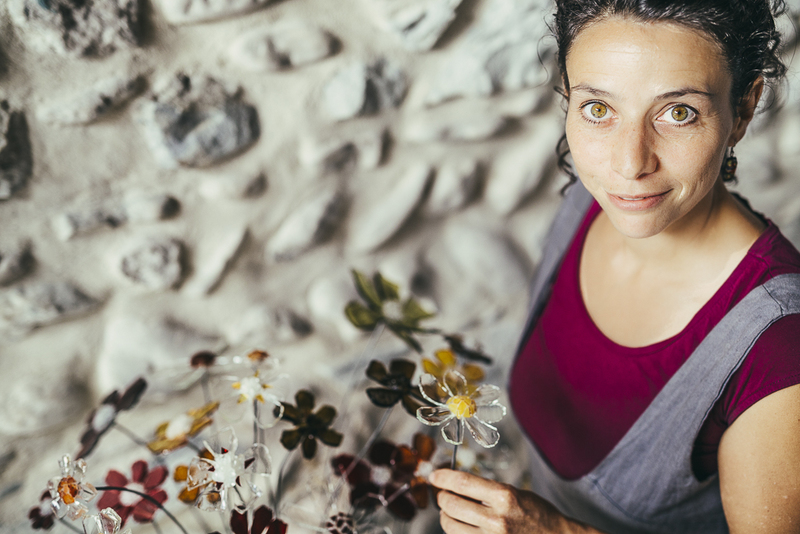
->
xmin=607 ymin=190 xmax=671 ymax=211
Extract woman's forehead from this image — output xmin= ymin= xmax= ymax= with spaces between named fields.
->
xmin=565 ymin=17 xmax=731 ymax=100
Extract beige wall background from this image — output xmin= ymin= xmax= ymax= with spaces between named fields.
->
xmin=0 ymin=0 xmax=799 ymax=531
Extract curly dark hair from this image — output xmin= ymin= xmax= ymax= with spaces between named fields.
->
xmin=553 ymin=0 xmax=789 ymax=185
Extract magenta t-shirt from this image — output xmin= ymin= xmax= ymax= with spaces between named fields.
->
xmin=510 ymin=200 xmax=800 ymax=481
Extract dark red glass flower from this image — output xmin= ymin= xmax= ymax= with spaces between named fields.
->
xmin=76 ymin=378 xmax=147 ymax=459
xmin=230 ymin=505 xmax=287 ymax=534
xmin=28 ymin=490 xmax=55 ymax=530
xmin=96 ymin=460 xmax=168 ymax=524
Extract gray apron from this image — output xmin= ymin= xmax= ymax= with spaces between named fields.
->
xmin=513 ymin=182 xmax=800 ymax=533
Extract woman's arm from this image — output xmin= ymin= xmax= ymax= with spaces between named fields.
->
xmin=719 ymin=383 xmax=800 ymax=533
xmin=429 ymin=469 xmax=607 ymax=534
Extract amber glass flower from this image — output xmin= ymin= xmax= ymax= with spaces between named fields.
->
xmin=277 ymin=390 xmax=343 ymax=459
xmin=422 ymin=348 xmax=484 ymax=398
xmin=47 ymin=455 xmax=97 ymax=520
xmin=146 ymin=401 xmax=219 ymax=454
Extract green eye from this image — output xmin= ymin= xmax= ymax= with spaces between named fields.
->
xmin=671 ymin=106 xmax=689 ymax=122
xmin=590 ymin=103 xmax=608 ymax=119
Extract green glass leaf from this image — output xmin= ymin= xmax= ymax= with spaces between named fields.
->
xmin=278 ymin=403 xmax=301 ymax=424
xmin=374 ymin=272 xmax=400 ymax=301
xmin=402 ymin=298 xmax=435 ymax=324
xmin=319 ymin=428 xmax=343 ymax=447
xmin=281 ymin=429 xmax=303 ymax=450
xmin=366 ymin=388 xmax=403 ymax=407
xmin=302 ymin=435 xmax=318 ymax=459
xmin=315 ymin=405 xmax=337 ymax=426
xmin=352 ymin=269 xmax=382 ymax=308
xmin=444 ymin=334 xmax=494 ymax=365
xmin=295 ymin=390 xmax=315 ymax=412
xmin=366 ymin=360 xmax=388 ymax=382
xmin=345 ymin=301 xmax=380 ymax=330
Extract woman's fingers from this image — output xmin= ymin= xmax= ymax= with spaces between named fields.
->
xmin=440 ymin=510 xmax=483 ymax=534
xmin=437 ymin=489 xmax=491 ymax=528
xmin=430 ymin=469 xmax=505 ymax=504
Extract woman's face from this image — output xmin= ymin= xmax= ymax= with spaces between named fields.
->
xmin=564 ymin=17 xmax=742 ymax=239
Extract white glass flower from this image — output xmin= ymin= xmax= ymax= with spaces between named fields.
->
xmin=48 ymin=455 xmax=97 ymax=520
xmin=416 ymin=371 xmax=506 ymax=448
xmin=225 ymin=362 xmax=289 ymax=429
xmin=186 ymin=428 xmax=271 ymax=512
xmin=82 ymin=508 xmax=131 ymax=534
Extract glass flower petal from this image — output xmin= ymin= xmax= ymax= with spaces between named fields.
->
xmin=416 ymin=406 xmax=453 ymax=426
xmin=475 ymin=404 xmax=506 ymax=424
xmin=465 ymin=418 xmax=500 ymax=448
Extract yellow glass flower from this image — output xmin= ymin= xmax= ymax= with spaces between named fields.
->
xmin=147 ymin=401 xmax=219 ymax=454
xmin=422 ymin=349 xmax=484 ymax=397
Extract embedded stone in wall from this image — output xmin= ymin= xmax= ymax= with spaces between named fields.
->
xmin=119 ymin=237 xmax=186 ymax=291
xmin=306 ymin=274 xmax=362 ymax=342
xmin=371 ymin=0 xmax=463 ymax=52
xmin=184 ymin=226 xmax=248 ymax=296
xmin=95 ymin=312 xmax=222 ymax=394
xmin=0 ymin=243 xmax=34 ymax=286
xmin=401 ymin=110 xmax=512 ymax=143
xmin=37 ymin=74 xmax=146 ymax=125
xmin=156 ymin=0 xmax=272 ymax=24
xmin=423 ymin=0 xmax=552 ymax=105
xmin=0 ymin=281 xmax=98 ymax=334
xmin=441 ymin=221 xmax=528 ymax=299
xmin=349 ymin=163 xmax=433 ymax=252
xmin=266 ymin=187 xmax=348 ymax=261
xmin=225 ymin=304 xmax=313 ymax=346
xmin=299 ymin=129 xmax=387 ymax=175
xmin=52 ymin=192 xmax=179 ymax=241
xmin=0 ymin=363 xmax=88 ymax=436
xmin=321 ymin=60 xmax=408 ymax=121
xmin=135 ymin=74 xmax=260 ymax=168
xmin=229 ymin=21 xmax=338 ymax=71
xmin=198 ymin=172 xmax=267 ymax=200
xmin=426 ymin=159 xmax=482 ymax=215
xmin=10 ymin=0 xmax=141 ymax=57
xmin=0 ymin=103 xmax=32 ymax=201
xmin=485 ymin=117 xmax=561 ymax=215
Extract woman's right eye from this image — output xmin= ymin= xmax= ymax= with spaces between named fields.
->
xmin=581 ymin=102 xmax=611 ymax=122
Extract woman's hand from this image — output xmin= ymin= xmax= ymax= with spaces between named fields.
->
xmin=429 ymin=469 xmax=594 ymax=534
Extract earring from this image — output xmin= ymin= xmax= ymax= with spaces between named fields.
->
xmin=722 ymin=146 xmax=738 ymax=181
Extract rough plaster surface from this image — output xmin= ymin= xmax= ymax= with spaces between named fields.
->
xmin=0 ymin=0 xmax=799 ymax=531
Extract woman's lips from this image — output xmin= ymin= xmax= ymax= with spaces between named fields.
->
xmin=606 ymin=191 xmax=670 ymax=211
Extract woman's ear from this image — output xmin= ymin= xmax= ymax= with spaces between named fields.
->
xmin=730 ymin=77 xmax=765 ymax=145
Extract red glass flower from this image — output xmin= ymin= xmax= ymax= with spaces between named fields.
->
xmin=230 ymin=505 xmax=287 ymax=534
xmin=96 ymin=460 xmax=168 ymax=524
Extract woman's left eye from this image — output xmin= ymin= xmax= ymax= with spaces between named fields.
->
xmin=659 ymin=105 xmax=696 ymax=125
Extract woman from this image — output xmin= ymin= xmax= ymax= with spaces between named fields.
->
xmin=429 ymin=1 xmax=800 ymax=532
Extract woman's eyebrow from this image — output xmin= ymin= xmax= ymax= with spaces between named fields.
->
xmin=570 ymin=84 xmax=714 ymax=101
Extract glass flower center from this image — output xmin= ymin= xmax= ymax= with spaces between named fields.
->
xmin=415 ymin=460 xmax=434 ymax=479
xmin=165 ymin=414 xmax=194 ymax=439
xmin=235 ymin=376 xmax=265 ymax=402
xmin=58 ymin=477 xmax=79 ymax=504
xmin=211 ymin=452 xmax=242 ymax=487
xmin=371 ymin=465 xmax=393 ymax=486
xmin=446 ymin=396 xmax=476 ymax=419
xmin=382 ymin=301 xmax=404 ymax=322
xmin=118 ymin=482 xmax=145 ymax=507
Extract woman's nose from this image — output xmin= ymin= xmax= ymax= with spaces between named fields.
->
xmin=610 ymin=121 xmax=658 ymax=180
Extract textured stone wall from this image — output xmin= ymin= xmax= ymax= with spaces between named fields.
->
xmin=0 ymin=0 xmax=799 ymax=531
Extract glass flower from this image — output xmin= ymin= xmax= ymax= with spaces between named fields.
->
xmin=76 ymin=378 xmax=147 ymax=459
xmin=96 ymin=460 xmax=168 ymax=524
xmin=344 ymin=270 xmax=436 ymax=352
xmin=47 ymin=455 xmax=97 ymax=520
xmin=227 ymin=368 xmax=288 ymax=429
xmin=186 ymin=428 xmax=270 ymax=512
xmin=331 ymin=440 xmax=417 ymax=521
xmin=392 ymin=433 xmax=437 ymax=509
xmin=326 ymin=513 xmax=355 ymax=534
xmin=277 ymin=390 xmax=343 ymax=460
xmin=146 ymin=401 xmax=219 ymax=454
xmin=364 ymin=359 xmax=423 ymax=416
xmin=442 ymin=334 xmax=493 ymax=365
xmin=82 ymin=508 xmax=132 ymax=534
xmin=190 ymin=350 xmax=217 ymax=368
xmin=422 ymin=348 xmax=484 ymax=399
xmin=229 ymin=505 xmax=287 ymax=534
xmin=28 ymin=490 xmax=56 ymax=530
xmin=173 ymin=449 xmax=214 ymax=505
xmin=416 ymin=371 xmax=507 ymax=448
